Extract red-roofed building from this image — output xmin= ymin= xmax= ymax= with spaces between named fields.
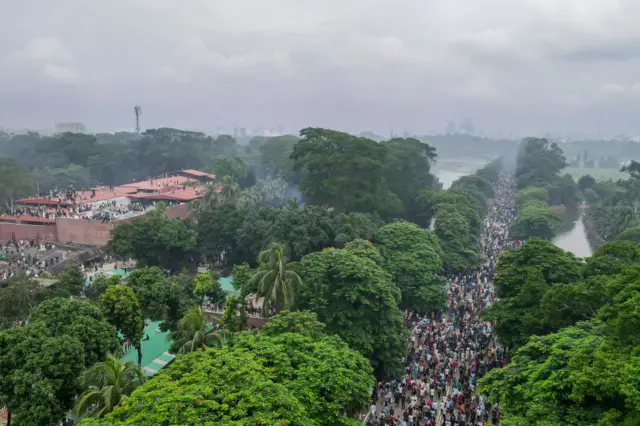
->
xmin=5 ymin=174 xmax=207 ymax=245
xmin=117 ymin=176 xmax=197 ymax=192
xmin=177 ymin=169 xmax=216 ymax=182
xmin=17 ymin=197 xmax=74 ymax=207
xmin=0 ymin=215 xmax=55 ymax=224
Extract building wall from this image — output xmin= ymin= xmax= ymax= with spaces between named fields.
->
xmin=167 ymin=203 xmax=190 ymax=219
xmin=0 ymin=223 xmax=57 ymax=243
xmin=55 ymin=218 xmax=114 ymax=245
xmin=0 ymin=204 xmax=193 ymax=246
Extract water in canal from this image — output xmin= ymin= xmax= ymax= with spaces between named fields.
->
xmin=552 ymin=208 xmax=593 ymax=258
xmin=435 ymin=166 xmax=593 ymax=258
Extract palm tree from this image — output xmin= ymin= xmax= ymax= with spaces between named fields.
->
xmin=169 ymin=306 xmax=228 ymax=354
xmin=72 ymin=354 xmax=145 ymax=420
xmin=219 ymin=175 xmax=240 ymax=201
xmin=248 ymin=242 xmax=302 ymax=313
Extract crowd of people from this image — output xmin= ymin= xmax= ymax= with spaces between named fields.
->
xmin=367 ymin=173 xmax=519 ymax=426
xmin=202 ymin=299 xmax=274 ymax=318
xmin=8 ymin=198 xmax=153 ymax=223
xmin=0 ymin=239 xmax=65 ymax=280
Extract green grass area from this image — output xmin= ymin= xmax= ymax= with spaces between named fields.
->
xmin=564 ymin=167 xmax=628 ymax=182
xmin=119 ymin=320 xmax=174 ymax=377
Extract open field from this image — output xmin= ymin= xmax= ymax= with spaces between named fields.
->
xmin=564 ymin=166 xmax=628 ymax=182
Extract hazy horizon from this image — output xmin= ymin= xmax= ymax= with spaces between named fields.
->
xmin=3 ymin=1 xmax=640 ymax=136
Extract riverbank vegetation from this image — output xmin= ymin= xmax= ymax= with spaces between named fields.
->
xmin=581 ymin=160 xmax=640 ymax=245
xmin=481 ymin=238 xmax=640 ymax=425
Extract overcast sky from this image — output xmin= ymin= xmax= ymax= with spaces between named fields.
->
xmin=2 ymin=0 xmax=640 ymax=136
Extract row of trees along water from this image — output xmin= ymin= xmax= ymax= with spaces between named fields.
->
xmin=509 ymin=136 xmax=640 ymax=247
xmin=0 ymin=128 xmax=505 ymax=425
xmin=476 ymin=138 xmax=640 ymax=424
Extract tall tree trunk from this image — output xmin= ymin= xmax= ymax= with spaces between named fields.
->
xmin=6 ymin=406 xmax=11 ymax=426
xmin=136 ymin=344 xmax=142 ymax=366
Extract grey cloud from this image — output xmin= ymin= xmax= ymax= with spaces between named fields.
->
xmin=1 ymin=0 xmax=640 ymax=135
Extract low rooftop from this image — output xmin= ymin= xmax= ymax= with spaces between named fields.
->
xmin=179 ymin=169 xmax=216 ymax=180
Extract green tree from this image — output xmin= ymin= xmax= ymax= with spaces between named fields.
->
xmin=261 ymin=310 xmax=326 ymax=338
xmin=231 ymin=262 xmax=256 ymax=297
xmin=344 ymin=238 xmax=384 ymax=265
xmin=220 ymin=295 xmax=248 ymax=332
xmin=479 ymin=322 xmax=640 ymax=425
xmin=125 ymin=266 xmax=175 ymax=320
xmin=195 ymin=202 xmax=249 ymax=267
xmin=259 ymin=134 xmax=299 ymax=181
xmin=484 ymin=238 xmax=584 ymax=347
xmin=267 ymin=204 xmax=335 ymax=260
xmin=474 ymin=159 xmax=501 ymax=184
xmin=0 ymin=275 xmax=51 ymax=327
xmin=616 ymin=226 xmax=640 ymax=245
xmin=381 ymin=137 xmax=438 ymax=220
xmin=332 ymin=212 xmax=381 ymax=248
xmin=207 ymin=156 xmax=248 ymax=182
xmin=108 ymin=204 xmax=197 ymax=272
xmin=85 ymin=274 xmax=121 ymax=302
xmin=0 ymin=157 xmax=35 ymax=208
xmin=231 ymin=322 xmax=375 ymax=424
xmin=376 ymin=221 xmax=446 ymax=313
xmin=193 ymin=270 xmax=226 ymax=306
xmin=548 ymin=173 xmax=581 ymax=207
xmin=56 ymin=262 xmax=85 ymax=296
xmin=510 ymin=199 xmax=562 ymax=240
xmin=81 ymin=348 xmax=312 ymax=425
xmin=516 ymin=186 xmax=549 ymax=207
xmin=578 ymin=174 xmax=597 ymax=192
xmin=29 ymin=298 xmax=121 ymax=367
xmin=100 ymin=285 xmax=144 ymax=365
xmin=73 ymin=354 xmax=145 ymax=420
xmin=299 ymin=248 xmax=406 ymax=378
xmin=585 ymin=240 xmax=640 ymax=277
xmin=451 ymin=175 xmax=494 ymax=199
xmin=291 ymin=128 xmax=400 ymax=216
xmin=434 ymin=204 xmax=483 ymax=273
xmin=249 ymin=242 xmax=302 ymax=313
xmin=169 ymin=307 xmax=227 ymax=354
xmin=515 ymin=137 xmax=567 ymax=188
xmin=0 ymin=322 xmax=84 ymax=426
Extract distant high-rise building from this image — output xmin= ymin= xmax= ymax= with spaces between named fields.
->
xmin=55 ymin=122 xmax=87 ymax=134
xmin=446 ymin=122 xmax=456 ymax=135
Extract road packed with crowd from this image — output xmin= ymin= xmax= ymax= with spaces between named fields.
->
xmin=367 ymin=173 xmax=520 ymax=426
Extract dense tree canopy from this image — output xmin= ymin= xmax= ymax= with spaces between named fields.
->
xmin=0 ymin=322 xmax=85 ymax=426
xmin=29 ymin=298 xmax=121 ymax=367
xmin=515 ymin=137 xmax=567 ymax=189
xmin=194 ymin=201 xmax=382 ymax=268
xmin=510 ymin=199 xmax=562 ymax=240
xmin=108 ymin=204 xmax=197 ymax=272
xmin=0 ymin=157 xmax=35 ymax=208
xmin=83 ymin=313 xmax=374 ymax=426
xmin=484 ymin=238 xmax=584 ymax=348
xmin=380 ymin=137 xmax=438 ymax=221
xmin=480 ymin=322 xmax=640 ymax=426
xmin=291 ymin=128 xmax=400 ymax=216
xmin=99 ymin=285 xmax=144 ymax=365
xmin=298 ymin=247 xmax=406 ymax=378
xmin=376 ymin=221 xmax=446 ymax=313
xmin=82 ymin=347 xmax=311 ymax=426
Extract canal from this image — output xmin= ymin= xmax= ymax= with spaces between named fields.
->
xmin=551 ymin=208 xmax=593 ymax=258
xmin=435 ymin=165 xmax=593 ymax=258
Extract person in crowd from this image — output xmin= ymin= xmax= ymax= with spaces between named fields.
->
xmin=369 ymin=173 xmax=517 ymax=426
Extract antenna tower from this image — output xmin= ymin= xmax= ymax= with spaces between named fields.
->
xmin=134 ymin=105 xmax=142 ymax=135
